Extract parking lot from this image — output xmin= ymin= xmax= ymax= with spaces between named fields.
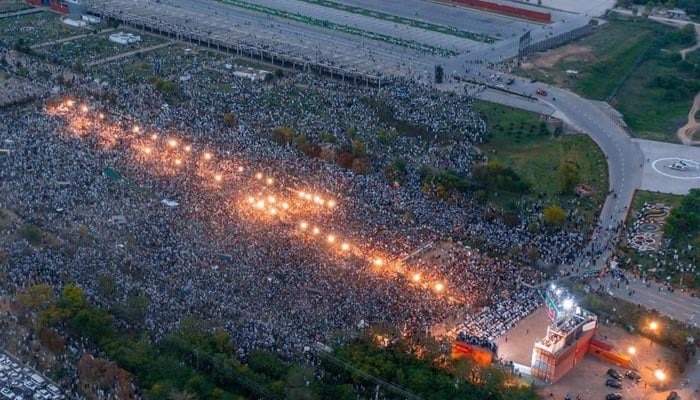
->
xmin=540 ymin=323 xmax=683 ymax=400
xmin=0 ymin=353 xmax=64 ymax=400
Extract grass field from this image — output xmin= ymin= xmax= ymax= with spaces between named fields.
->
xmin=517 ymin=18 xmax=699 ymax=143
xmin=36 ymin=30 xmax=166 ymax=67
xmin=0 ymin=11 xmax=83 ymax=47
xmin=476 ymin=101 xmax=608 ymax=230
xmin=0 ymin=2 xmax=31 ymax=13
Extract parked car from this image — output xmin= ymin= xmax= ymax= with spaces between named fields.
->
xmin=607 ymin=368 xmax=623 ymax=380
xmin=606 ymin=394 xmax=623 ymax=400
xmin=625 ymin=370 xmax=641 ymax=382
xmin=605 ymin=379 xmax=622 ymax=388
xmin=536 ymin=88 xmax=547 ymax=96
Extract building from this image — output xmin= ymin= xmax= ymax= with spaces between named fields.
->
xmin=531 ymin=285 xmax=598 ymax=383
xmin=666 ymin=8 xmax=688 ymax=20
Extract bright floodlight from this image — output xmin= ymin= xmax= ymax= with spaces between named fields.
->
xmin=550 ymin=284 xmax=556 ymax=291
xmin=80 ymin=104 xmax=88 ymax=113
xmin=215 ymin=175 xmax=222 ymax=182
xmin=654 ymin=369 xmax=665 ymax=381
xmin=266 ymin=178 xmax=274 ymax=185
xmin=281 ymin=202 xmax=289 ymax=210
xmin=328 ymin=200 xmax=336 ymax=208
xmin=255 ymin=200 xmax=265 ymax=209
xmin=98 ymin=113 xmax=104 ymax=120
xmin=247 ymin=197 xmax=255 ymax=204
xmin=168 ymin=139 xmax=178 ymax=148
xmin=143 ymin=147 xmax=152 ymax=155
xmin=374 ymin=258 xmax=383 ymax=267
xmin=434 ymin=282 xmax=445 ymax=293
xmin=650 ymin=321 xmax=658 ymax=330
xmin=151 ymin=134 xmax=158 ymax=140
xmin=204 ymin=152 xmax=212 ymax=160
xmin=299 ymin=222 xmax=308 ymax=230
xmin=628 ymin=346 xmax=636 ymax=355
xmin=267 ymin=196 xmax=276 ymax=204
xmin=133 ymin=126 xmax=140 ymax=133
xmin=327 ymin=235 xmax=335 ymax=243
xmin=298 ymin=191 xmax=306 ymax=198
xmin=562 ymin=298 xmax=574 ymax=311
xmin=184 ymin=145 xmax=192 ymax=152
xmin=412 ymin=273 xmax=421 ymax=283
xmin=555 ymin=289 xmax=562 ymax=296
xmin=66 ymin=99 xmax=75 ymax=107
xmin=255 ymin=173 xmax=263 ymax=180
xmin=341 ymin=243 xmax=350 ymax=251
xmin=312 ymin=227 xmax=320 ymax=235
xmin=269 ymin=208 xmax=277 ymax=216
xmin=174 ymin=159 xmax=182 ymax=166
xmin=237 ymin=166 xmax=244 ymax=172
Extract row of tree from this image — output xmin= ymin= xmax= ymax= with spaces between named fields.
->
xmin=16 ymin=283 xmax=540 ymax=400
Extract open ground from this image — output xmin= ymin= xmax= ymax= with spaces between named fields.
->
xmin=517 ymin=17 xmax=700 ymax=144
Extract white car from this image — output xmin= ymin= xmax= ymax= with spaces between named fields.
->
xmin=0 ymin=387 xmax=15 ymax=399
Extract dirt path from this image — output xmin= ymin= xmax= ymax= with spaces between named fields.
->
xmin=680 ymin=23 xmax=700 ymax=60
xmin=676 ymin=91 xmax=700 ymax=145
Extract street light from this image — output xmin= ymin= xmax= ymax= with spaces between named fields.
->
xmin=628 ymin=346 xmax=636 ymax=355
xmin=654 ymin=369 xmax=665 ymax=381
xmin=649 ymin=321 xmax=658 ymax=331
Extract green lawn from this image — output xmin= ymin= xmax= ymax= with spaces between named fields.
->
xmin=36 ymin=30 xmax=166 ymax=66
xmin=0 ymin=2 xmax=31 ymax=12
xmin=517 ymin=18 xmax=700 ymax=143
xmin=0 ymin=11 xmax=83 ymax=47
xmin=476 ymin=101 xmax=608 ymax=230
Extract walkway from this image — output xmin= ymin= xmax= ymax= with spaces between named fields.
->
xmin=85 ymin=42 xmax=174 ymax=67
xmin=30 ymin=28 xmax=116 ymax=50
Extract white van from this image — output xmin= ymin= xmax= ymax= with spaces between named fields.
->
xmin=45 ymin=385 xmax=60 ymax=396
xmin=29 ymin=374 xmax=45 ymax=387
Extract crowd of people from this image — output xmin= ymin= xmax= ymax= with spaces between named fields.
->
xmin=1 ymin=27 xmax=590 ymax=371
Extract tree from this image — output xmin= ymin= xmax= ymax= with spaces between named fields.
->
xmin=18 ymin=284 xmax=55 ymax=312
xmin=557 ymin=161 xmax=579 ymax=194
xmin=272 ymin=126 xmax=294 ymax=145
xmin=20 ymin=223 xmax=43 ymax=245
xmin=222 ymin=113 xmax=237 ymax=128
xmin=60 ymin=284 xmax=86 ymax=314
xmin=248 ymin=349 xmax=287 ymax=380
xmin=543 ymin=205 xmax=566 ymax=226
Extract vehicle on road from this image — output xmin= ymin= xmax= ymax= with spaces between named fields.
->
xmin=606 ymin=393 xmax=623 ymax=400
xmin=607 ymin=368 xmax=622 ymax=380
xmin=536 ymin=88 xmax=547 ymax=96
xmin=624 ymin=370 xmax=641 ymax=382
xmin=605 ymin=379 xmax=622 ymax=388
xmin=506 ymin=78 xmax=515 ymax=85
xmin=495 ymin=83 xmax=505 ymax=89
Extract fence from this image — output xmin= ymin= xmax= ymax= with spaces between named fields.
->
xmin=519 ymin=23 xmax=594 ymax=57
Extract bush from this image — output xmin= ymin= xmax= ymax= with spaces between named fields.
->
xmin=20 ymin=224 xmax=43 ymax=245
xmin=272 ymin=126 xmax=294 ymax=145
xmin=543 ymin=205 xmax=566 ymax=226
xmin=222 ymin=113 xmax=237 ymax=128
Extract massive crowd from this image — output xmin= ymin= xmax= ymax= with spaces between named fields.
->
xmin=1 ymin=30 xmax=588 ymax=371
